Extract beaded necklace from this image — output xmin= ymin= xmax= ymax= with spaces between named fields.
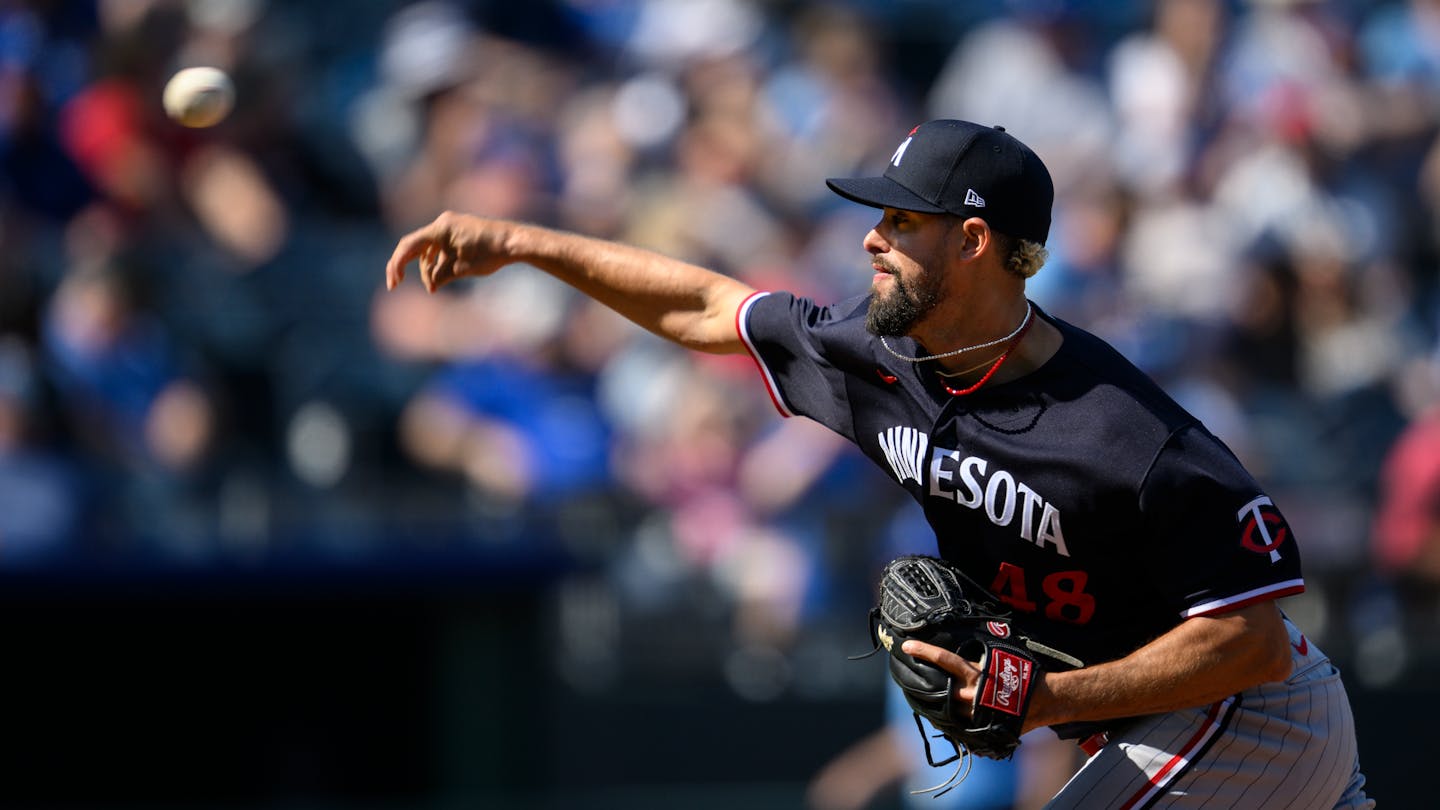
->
xmin=936 ymin=311 xmax=1034 ymax=396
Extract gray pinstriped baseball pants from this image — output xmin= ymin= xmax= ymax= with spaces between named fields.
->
xmin=1044 ymin=618 xmax=1372 ymax=809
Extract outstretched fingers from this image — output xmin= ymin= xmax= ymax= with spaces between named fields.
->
xmin=385 ymin=221 xmax=447 ymax=291
xmin=423 ymin=246 xmax=458 ymax=292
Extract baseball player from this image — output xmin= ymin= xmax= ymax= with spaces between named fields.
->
xmin=385 ymin=119 xmax=1372 ymax=808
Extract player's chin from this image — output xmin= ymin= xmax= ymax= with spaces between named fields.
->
xmin=865 ymin=295 xmax=912 ymax=337
xmin=870 ymin=274 xmax=904 ymax=305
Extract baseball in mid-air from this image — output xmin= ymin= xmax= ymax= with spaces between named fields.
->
xmin=162 ymin=66 xmax=235 ymax=128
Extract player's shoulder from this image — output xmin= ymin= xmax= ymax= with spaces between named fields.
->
xmin=1043 ymin=313 xmax=1198 ymax=435
xmin=748 ymin=289 xmax=867 ymax=326
xmin=745 ymin=290 xmax=883 ymax=361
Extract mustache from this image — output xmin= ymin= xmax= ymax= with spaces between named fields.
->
xmin=872 ymin=257 xmax=900 ymax=275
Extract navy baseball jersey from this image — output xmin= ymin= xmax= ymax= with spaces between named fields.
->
xmin=738 ymin=291 xmax=1304 ymax=668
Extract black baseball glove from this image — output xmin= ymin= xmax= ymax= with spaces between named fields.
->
xmin=868 ymin=555 xmax=1083 ymax=793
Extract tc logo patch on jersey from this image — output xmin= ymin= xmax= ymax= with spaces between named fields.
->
xmin=1237 ymin=495 xmax=1288 ymax=563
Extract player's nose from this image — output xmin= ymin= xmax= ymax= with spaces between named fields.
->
xmin=863 ymin=228 xmax=888 ymax=255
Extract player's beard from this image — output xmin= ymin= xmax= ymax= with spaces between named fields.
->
xmin=865 ymin=259 xmax=942 ymax=337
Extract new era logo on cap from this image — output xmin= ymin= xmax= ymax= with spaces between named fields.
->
xmin=825 ymin=120 xmax=1054 ymax=244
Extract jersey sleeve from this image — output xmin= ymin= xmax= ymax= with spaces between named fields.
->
xmin=1139 ymin=425 xmax=1305 ymax=619
xmin=737 ymin=290 xmax=859 ymax=441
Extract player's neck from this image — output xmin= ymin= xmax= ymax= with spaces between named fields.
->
xmin=931 ymin=312 xmax=1060 ymax=389
xmin=919 ymin=298 xmax=1032 ymax=373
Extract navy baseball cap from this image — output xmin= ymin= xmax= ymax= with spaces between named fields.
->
xmin=826 ymin=120 xmax=1054 ymax=245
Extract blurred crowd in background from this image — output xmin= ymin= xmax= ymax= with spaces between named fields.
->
xmin=3 ymin=0 xmax=1440 ymax=715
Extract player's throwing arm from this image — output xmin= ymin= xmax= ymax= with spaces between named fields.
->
xmin=385 ymin=212 xmax=755 ymax=355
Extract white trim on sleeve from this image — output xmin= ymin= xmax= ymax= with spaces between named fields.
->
xmin=1180 ymin=579 xmax=1306 ymax=618
xmin=736 ymin=291 xmax=795 ymax=418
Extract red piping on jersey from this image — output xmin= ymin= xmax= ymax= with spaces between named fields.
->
xmin=735 ymin=291 xmax=794 ymax=418
xmin=1182 ymin=581 xmax=1305 ymax=619
xmin=1118 ymin=697 xmax=1233 ymax=810
xmin=1078 ymin=732 xmax=1109 ymax=757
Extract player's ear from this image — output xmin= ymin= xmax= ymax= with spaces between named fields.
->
xmin=953 ymin=216 xmax=990 ymax=262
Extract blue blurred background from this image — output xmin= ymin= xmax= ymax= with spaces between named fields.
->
xmin=1 ymin=0 xmax=1438 ymax=807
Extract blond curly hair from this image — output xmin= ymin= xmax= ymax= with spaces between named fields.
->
xmin=992 ymin=232 xmax=1049 ymax=279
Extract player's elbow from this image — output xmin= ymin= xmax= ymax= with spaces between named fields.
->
xmin=1257 ymin=634 xmax=1293 ymax=683
xmin=1225 ymin=601 xmax=1292 ymax=684
xmin=1252 ymin=612 xmax=1294 ymax=683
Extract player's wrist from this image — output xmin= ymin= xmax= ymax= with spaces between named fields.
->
xmin=497 ymin=219 xmax=537 ymax=262
xmin=1023 ymin=671 xmax=1066 ymax=732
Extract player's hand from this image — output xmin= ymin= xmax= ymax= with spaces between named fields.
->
xmin=901 ymin=639 xmax=983 ymax=712
xmin=905 ymin=639 xmax=1059 ymax=733
xmin=385 ymin=211 xmax=513 ymax=293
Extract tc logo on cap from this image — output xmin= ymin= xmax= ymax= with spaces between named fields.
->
xmin=891 ymin=136 xmax=912 ymax=168
xmin=825 ymin=119 xmax=1054 ymax=244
